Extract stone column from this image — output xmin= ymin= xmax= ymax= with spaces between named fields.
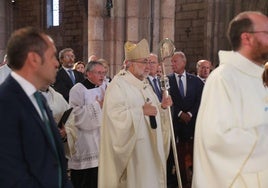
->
xmin=0 ymin=0 xmax=7 ymax=61
xmin=159 ymin=0 xmax=175 ymax=41
xmin=88 ymin=0 xmax=104 ymax=60
xmin=151 ymin=0 xmax=160 ymax=53
xmin=88 ymin=0 xmax=127 ymax=77
xmin=159 ymin=0 xmax=175 ymax=74
xmin=104 ymin=0 xmax=126 ymax=76
xmin=206 ymin=0 xmax=233 ymax=66
xmin=125 ymin=0 xmax=140 ymax=42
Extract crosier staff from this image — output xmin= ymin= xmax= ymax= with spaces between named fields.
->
xmin=158 ymin=38 xmax=182 ymax=188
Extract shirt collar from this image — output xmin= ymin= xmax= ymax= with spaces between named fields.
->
xmin=148 ymin=75 xmax=158 ymax=81
xmin=62 ymin=66 xmax=73 ymax=72
xmin=175 ymin=70 xmax=186 ymax=78
xmin=11 ymin=71 xmax=37 ymax=97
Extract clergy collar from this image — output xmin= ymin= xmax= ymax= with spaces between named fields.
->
xmin=82 ymin=79 xmax=99 ymax=89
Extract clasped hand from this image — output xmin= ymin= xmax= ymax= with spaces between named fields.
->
xmin=161 ymin=94 xmax=173 ymax=109
xmin=143 ymin=94 xmax=173 ymax=116
xmin=180 ymin=112 xmax=191 ymax=124
xmin=96 ymin=87 xmax=105 ymax=108
xmin=143 ymin=102 xmax=157 ymax=116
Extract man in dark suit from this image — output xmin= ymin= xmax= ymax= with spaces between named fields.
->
xmin=167 ymin=51 xmax=203 ymax=188
xmin=147 ymin=53 xmax=162 ymax=102
xmin=53 ymin=48 xmax=84 ymax=102
xmin=196 ymin=59 xmax=212 ymax=83
xmin=0 ymin=27 xmax=73 ymax=188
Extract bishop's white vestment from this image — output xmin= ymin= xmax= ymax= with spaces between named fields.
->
xmin=98 ymin=70 xmax=171 ymax=188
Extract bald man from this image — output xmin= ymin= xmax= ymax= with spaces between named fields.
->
xmin=193 ymin=11 xmax=268 ymax=188
xmin=196 ymin=59 xmax=212 ymax=83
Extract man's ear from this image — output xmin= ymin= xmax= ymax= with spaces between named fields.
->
xmin=27 ymin=52 xmax=42 ymax=68
xmin=241 ymin=32 xmax=252 ymax=45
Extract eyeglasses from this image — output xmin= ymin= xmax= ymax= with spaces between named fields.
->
xmin=132 ymin=60 xmax=149 ymax=65
xmin=148 ymin=61 xmax=157 ymax=65
xmin=246 ymin=31 xmax=268 ymax=35
xmin=64 ymin=55 xmax=75 ymax=59
xmin=92 ymin=71 xmax=106 ymax=76
xmin=132 ymin=59 xmax=156 ymax=65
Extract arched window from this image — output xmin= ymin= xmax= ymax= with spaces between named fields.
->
xmin=47 ymin=0 xmax=59 ymax=27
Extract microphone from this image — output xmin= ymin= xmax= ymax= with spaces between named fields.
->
xmin=146 ymin=98 xmax=157 ymax=129
xmin=149 ymin=116 xmax=157 ymax=129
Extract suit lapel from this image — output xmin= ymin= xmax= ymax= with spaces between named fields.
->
xmin=147 ymin=77 xmax=155 ymax=93
xmin=60 ymin=68 xmax=74 ymax=86
xmin=185 ymin=73 xmax=193 ymax=97
xmin=147 ymin=77 xmax=162 ymax=99
xmin=41 ymin=95 xmax=65 ymax=160
xmin=73 ymin=70 xmax=79 ymax=84
xmin=170 ymin=74 xmax=183 ymax=99
xmin=8 ymin=76 xmax=61 ymax=159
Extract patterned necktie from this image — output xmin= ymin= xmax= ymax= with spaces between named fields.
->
xmin=67 ymin=69 xmax=75 ymax=84
xmin=153 ymin=78 xmax=162 ymax=101
xmin=178 ymin=75 xmax=184 ymax=97
xmin=33 ymin=91 xmax=62 ymax=188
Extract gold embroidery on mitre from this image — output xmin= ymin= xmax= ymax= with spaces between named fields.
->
xmin=125 ymin=42 xmax=137 ymax=52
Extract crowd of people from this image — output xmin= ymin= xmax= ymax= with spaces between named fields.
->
xmin=1 ymin=10 xmax=268 ymax=188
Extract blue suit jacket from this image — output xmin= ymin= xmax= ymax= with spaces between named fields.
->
xmin=168 ymin=73 xmax=203 ymax=140
xmin=0 ymin=75 xmax=73 ymax=188
xmin=147 ymin=77 xmax=162 ymax=102
xmin=53 ymin=68 xmax=85 ymax=102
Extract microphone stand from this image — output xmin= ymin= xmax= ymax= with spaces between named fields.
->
xmin=159 ymin=38 xmax=182 ymax=188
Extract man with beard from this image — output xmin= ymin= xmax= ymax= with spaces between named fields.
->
xmin=53 ymin=48 xmax=84 ymax=102
xmin=192 ymin=11 xmax=268 ymax=187
xmin=98 ymin=39 xmax=173 ymax=188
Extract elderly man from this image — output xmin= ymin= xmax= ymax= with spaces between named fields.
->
xmin=68 ymin=61 xmax=106 ymax=188
xmin=0 ymin=27 xmax=72 ymax=187
xmin=167 ymin=51 xmax=203 ymax=187
xmin=192 ymin=11 xmax=268 ymax=188
xmin=98 ymin=39 xmax=172 ymax=188
xmin=196 ymin=59 xmax=212 ymax=83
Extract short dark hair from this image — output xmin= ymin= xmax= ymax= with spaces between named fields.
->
xmin=6 ymin=27 xmax=48 ymax=70
xmin=227 ymin=12 xmax=254 ymax=51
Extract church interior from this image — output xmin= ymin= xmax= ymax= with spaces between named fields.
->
xmin=1 ymin=0 xmax=268 ymax=77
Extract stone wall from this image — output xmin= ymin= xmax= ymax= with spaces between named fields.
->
xmin=47 ymin=0 xmax=87 ymax=63
xmin=174 ymin=0 xmax=268 ymax=72
xmin=4 ymin=0 xmax=87 ymax=63
xmin=175 ymin=0 xmax=209 ymax=71
xmin=0 ymin=0 xmax=8 ymax=60
xmin=2 ymin=0 xmax=268 ymax=76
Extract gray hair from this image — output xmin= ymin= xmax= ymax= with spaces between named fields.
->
xmin=173 ymin=51 xmax=187 ymax=62
xmin=85 ymin=61 xmax=104 ymax=72
xmin=58 ymin=48 xmax=73 ymax=60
